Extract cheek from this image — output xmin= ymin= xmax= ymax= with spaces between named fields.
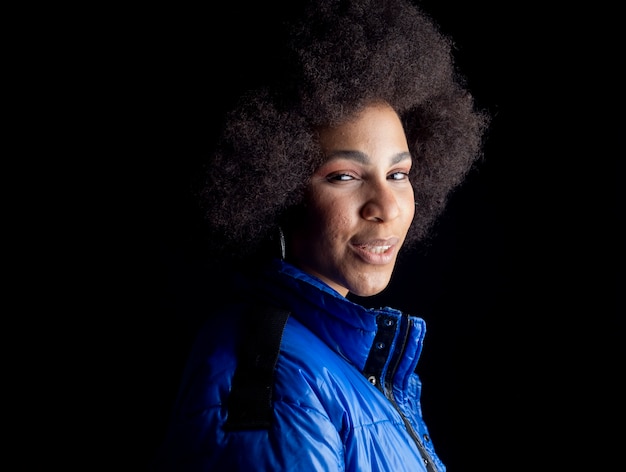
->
xmin=402 ymin=189 xmax=416 ymax=223
xmin=407 ymin=198 xmax=416 ymax=223
xmin=311 ymin=198 xmax=352 ymax=237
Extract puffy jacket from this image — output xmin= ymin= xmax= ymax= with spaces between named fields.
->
xmin=154 ymin=258 xmax=446 ymax=471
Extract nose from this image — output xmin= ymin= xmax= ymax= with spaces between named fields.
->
xmin=360 ymin=182 xmax=401 ymax=222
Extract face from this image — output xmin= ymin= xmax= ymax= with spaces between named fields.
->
xmin=289 ymin=102 xmax=415 ymax=297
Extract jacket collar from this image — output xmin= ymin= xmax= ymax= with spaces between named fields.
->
xmin=256 ymin=259 xmax=427 ymax=386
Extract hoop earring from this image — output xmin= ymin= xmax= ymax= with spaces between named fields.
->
xmin=278 ymin=226 xmax=286 ymax=260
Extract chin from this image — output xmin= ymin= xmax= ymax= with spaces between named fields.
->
xmin=350 ymin=288 xmax=386 ymax=298
xmin=347 ymin=277 xmax=392 ymax=298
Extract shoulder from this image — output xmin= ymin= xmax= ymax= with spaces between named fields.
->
xmin=274 ymin=317 xmax=376 ymax=427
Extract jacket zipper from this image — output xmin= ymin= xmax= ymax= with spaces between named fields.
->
xmin=392 ymin=403 xmax=439 ymax=472
xmin=383 ymin=315 xmax=439 ymax=472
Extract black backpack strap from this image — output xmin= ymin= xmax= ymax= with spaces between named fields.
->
xmin=224 ymin=303 xmax=291 ymax=431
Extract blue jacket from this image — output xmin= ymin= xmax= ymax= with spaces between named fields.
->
xmin=154 ymin=259 xmax=446 ymax=471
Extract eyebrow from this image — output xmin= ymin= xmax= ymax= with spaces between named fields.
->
xmin=324 ymin=150 xmax=412 ymax=165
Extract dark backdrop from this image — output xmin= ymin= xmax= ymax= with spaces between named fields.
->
xmin=96 ymin=1 xmax=624 ymax=470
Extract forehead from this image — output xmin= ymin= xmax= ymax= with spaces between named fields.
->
xmin=318 ymin=103 xmax=408 ymax=155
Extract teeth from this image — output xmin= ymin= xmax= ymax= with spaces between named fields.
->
xmin=368 ymin=245 xmax=390 ymax=254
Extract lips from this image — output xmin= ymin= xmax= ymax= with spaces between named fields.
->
xmin=366 ymin=245 xmax=391 ymax=254
xmin=351 ymin=237 xmax=400 ymax=264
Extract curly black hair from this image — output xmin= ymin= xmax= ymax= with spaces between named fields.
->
xmin=199 ymin=0 xmax=489 ymax=262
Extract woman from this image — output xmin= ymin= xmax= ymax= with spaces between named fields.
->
xmin=154 ymin=0 xmax=489 ymax=470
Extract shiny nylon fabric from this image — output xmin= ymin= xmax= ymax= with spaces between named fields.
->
xmin=153 ymin=259 xmax=446 ymax=471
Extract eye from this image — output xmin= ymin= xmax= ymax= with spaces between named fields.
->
xmin=388 ymin=171 xmax=410 ymax=181
xmin=327 ymin=173 xmax=356 ymax=182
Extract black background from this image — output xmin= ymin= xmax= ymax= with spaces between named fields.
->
xmin=88 ymin=1 xmax=624 ymax=470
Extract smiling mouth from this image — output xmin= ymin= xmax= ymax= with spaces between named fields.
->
xmin=362 ymin=245 xmax=391 ymax=254
xmin=351 ymin=238 xmax=399 ymax=263
xmin=353 ymin=237 xmax=399 ymax=251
